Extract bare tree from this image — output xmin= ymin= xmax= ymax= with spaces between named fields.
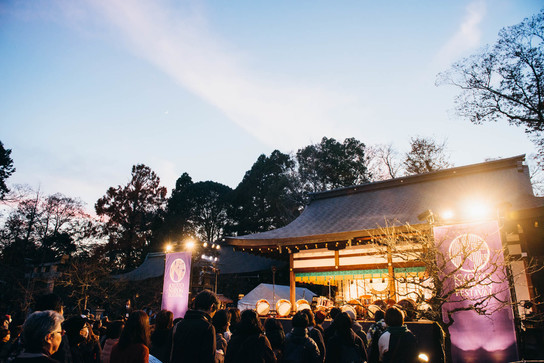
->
xmin=366 ymin=143 xmax=402 ymax=181
xmin=369 ymin=221 xmax=539 ymax=362
xmin=403 ymin=137 xmax=452 ymax=175
xmin=437 ymin=10 xmax=544 ymax=166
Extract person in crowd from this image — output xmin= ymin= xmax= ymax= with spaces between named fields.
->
xmin=12 ymin=310 xmax=64 ymax=363
xmin=225 ymin=309 xmax=276 ymax=363
xmin=150 ymin=310 xmax=174 ymax=363
xmin=323 ymin=307 xmax=341 ymax=344
xmin=100 ymin=320 xmax=124 ymax=363
xmin=63 ymin=317 xmax=100 ymax=363
xmin=263 ymin=317 xmax=285 ymax=361
xmin=281 ymin=311 xmax=321 ymax=363
xmin=313 ymin=310 xmax=327 ymax=337
xmin=1 ymin=316 xmax=10 ymax=330
xmin=171 ymin=289 xmax=219 ymax=363
xmin=0 ymin=327 xmax=12 ymax=362
xmin=325 ymin=312 xmax=367 ymax=363
xmin=110 ymin=310 xmax=150 ymax=363
xmin=212 ymin=309 xmax=230 ymax=363
xmin=378 ymin=306 xmax=418 ymax=363
xmin=34 ymin=294 xmax=72 ymax=363
xmin=301 ymin=309 xmax=325 ymax=363
xmin=226 ymin=308 xmax=240 ymax=339
xmin=343 ymin=309 xmax=368 ymax=349
xmin=366 ymin=309 xmax=386 ymax=363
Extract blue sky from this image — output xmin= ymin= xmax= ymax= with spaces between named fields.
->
xmin=0 ymin=0 xmax=542 ymax=210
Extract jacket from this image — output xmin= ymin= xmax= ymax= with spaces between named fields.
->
xmin=171 ymin=310 xmax=216 ymax=363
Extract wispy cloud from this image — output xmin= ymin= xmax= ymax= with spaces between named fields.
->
xmin=434 ymin=0 xmax=486 ymax=66
xmin=80 ymin=0 xmax=349 ymax=150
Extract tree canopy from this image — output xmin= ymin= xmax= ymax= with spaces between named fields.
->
xmin=296 ymin=137 xmax=371 ymax=192
xmin=228 ymin=150 xmax=300 ymax=236
xmin=0 ymin=141 xmax=15 ymax=200
xmin=95 ymin=164 xmax=167 ymax=271
xmin=403 ymin=137 xmax=451 ymax=175
xmin=438 ymin=10 xmax=544 ymax=163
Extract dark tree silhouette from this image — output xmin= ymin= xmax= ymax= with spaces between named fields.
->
xmin=95 ymin=164 xmax=167 ymax=271
xmin=0 ymin=141 xmax=15 ymax=200
xmin=404 ymin=137 xmax=451 ymax=175
xmin=296 ymin=137 xmax=370 ymax=192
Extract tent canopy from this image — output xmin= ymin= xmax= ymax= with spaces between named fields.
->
xmin=237 ymin=283 xmax=316 ymax=311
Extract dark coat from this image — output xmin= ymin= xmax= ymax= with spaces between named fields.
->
xmin=225 ymin=332 xmax=276 ymax=363
xmin=308 ymin=328 xmax=325 ymax=363
xmin=171 ymin=310 xmax=216 ymax=363
xmin=325 ymin=329 xmax=367 ymax=363
xmin=150 ymin=328 xmax=173 ymax=363
xmin=379 ymin=327 xmax=418 ymax=363
xmin=281 ymin=328 xmax=321 ymax=363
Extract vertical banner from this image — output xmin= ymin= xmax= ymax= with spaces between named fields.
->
xmin=162 ymin=252 xmax=191 ymax=319
xmin=433 ymin=221 xmax=518 ymax=363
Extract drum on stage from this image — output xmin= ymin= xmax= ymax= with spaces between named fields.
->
xmin=276 ymin=299 xmax=292 ymax=317
xmin=296 ymin=299 xmax=311 ymax=312
xmin=256 ymin=299 xmax=270 ymax=316
xmin=367 ymin=304 xmax=381 ymax=320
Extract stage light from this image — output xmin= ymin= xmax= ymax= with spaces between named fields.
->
xmin=441 ymin=210 xmax=454 ymax=220
xmin=418 ymin=353 xmax=429 ymax=362
xmin=464 ymin=200 xmax=491 ymax=220
xmin=203 ymin=242 xmax=208 ymax=248
xmin=185 ymin=239 xmax=196 ymax=250
xmin=165 ymin=244 xmax=173 ymax=253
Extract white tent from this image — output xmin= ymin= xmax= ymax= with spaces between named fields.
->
xmin=237 ymin=283 xmax=316 ymax=311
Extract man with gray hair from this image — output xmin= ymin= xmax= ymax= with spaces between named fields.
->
xmin=13 ymin=310 xmax=64 ymax=362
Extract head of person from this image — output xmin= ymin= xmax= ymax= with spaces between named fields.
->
xmin=154 ymin=310 xmax=174 ymax=331
xmin=106 ymin=320 xmax=125 ymax=340
xmin=301 ymin=309 xmax=315 ymax=327
xmin=212 ymin=309 xmax=230 ymax=334
xmin=264 ymin=317 xmax=283 ymax=333
xmin=329 ymin=307 xmax=341 ymax=321
xmin=292 ymin=311 xmax=309 ymax=329
xmin=118 ymin=310 xmax=150 ymax=349
xmin=237 ymin=309 xmax=264 ymax=336
xmin=228 ymin=308 xmax=241 ymax=326
xmin=314 ymin=310 xmax=327 ymax=325
xmin=384 ymin=306 xmax=404 ymax=327
xmin=194 ymin=290 xmax=219 ymax=315
xmin=34 ymin=294 xmax=64 ymax=315
xmin=264 ymin=317 xmax=285 ymax=350
xmin=374 ymin=308 xmax=385 ymax=322
xmin=333 ymin=312 xmax=353 ymax=337
xmin=21 ymin=310 xmax=64 ymax=355
xmin=63 ymin=315 xmax=88 ymax=345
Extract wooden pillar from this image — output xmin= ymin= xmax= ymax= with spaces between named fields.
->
xmin=387 ymin=245 xmax=396 ymax=300
xmin=290 ymin=253 xmax=296 ymax=312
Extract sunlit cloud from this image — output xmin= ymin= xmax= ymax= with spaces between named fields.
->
xmin=434 ymin=0 xmax=486 ymax=67
xmin=80 ymin=0 xmax=349 ymax=150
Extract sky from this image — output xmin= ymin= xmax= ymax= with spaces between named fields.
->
xmin=0 ymin=0 xmax=542 ymax=212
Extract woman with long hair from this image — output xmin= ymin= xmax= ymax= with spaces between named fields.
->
xmin=225 ymin=309 xmax=276 ymax=363
xmin=110 ymin=311 xmax=150 ymax=363
xmin=150 ymin=310 xmax=174 ymax=363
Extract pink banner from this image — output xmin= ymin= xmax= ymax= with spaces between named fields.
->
xmin=162 ymin=252 xmax=191 ymax=319
xmin=433 ymin=221 xmax=518 ymax=362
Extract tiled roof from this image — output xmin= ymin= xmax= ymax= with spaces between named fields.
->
xmin=226 ymin=155 xmax=544 ymax=247
xmin=115 ymin=248 xmax=287 ymax=281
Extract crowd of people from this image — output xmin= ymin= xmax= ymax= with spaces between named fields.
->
xmin=0 ymin=290 xmax=425 ymax=363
